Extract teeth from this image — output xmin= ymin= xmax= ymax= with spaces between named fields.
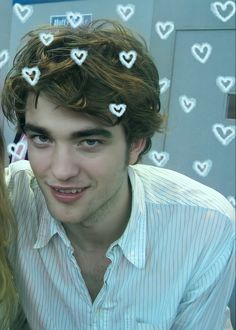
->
xmin=55 ymin=188 xmax=82 ymax=194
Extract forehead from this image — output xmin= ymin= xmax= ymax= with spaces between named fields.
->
xmin=25 ymin=93 xmax=125 ymax=137
xmin=26 ymin=93 xmax=94 ymax=124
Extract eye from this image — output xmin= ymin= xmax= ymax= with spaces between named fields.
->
xmin=81 ymin=139 xmax=100 ymax=147
xmin=28 ymin=134 xmax=50 ymax=145
xmin=79 ymin=139 xmax=105 ymax=151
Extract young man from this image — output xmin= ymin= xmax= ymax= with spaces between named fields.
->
xmin=2 ymin=20 xmax=235 ymax=329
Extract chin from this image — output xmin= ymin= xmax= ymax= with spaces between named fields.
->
xmin=50 ymin=210 xmax=79 ymax=224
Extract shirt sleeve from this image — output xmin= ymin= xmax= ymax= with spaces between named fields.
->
xmin=171 ymin=215 xmax=235 ymax=330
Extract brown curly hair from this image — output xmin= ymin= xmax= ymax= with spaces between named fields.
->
xmin=0 ymin=130 xmax=18 ymax=329
xmin=1 ymin=19 xmax=163 ymax=160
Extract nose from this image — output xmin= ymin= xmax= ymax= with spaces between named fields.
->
xmin=51 ymin=145 xmax=80 ymax=181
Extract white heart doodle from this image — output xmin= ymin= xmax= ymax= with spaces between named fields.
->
xmin=149 ymin=150 xmax=170 ymax=167
xmin=227 ymin=196 xmax=236 ymax=208
xmin=216 ymin=76 xmax=235 ymax=93
xmin=116 ymin=4 xmax=135 ymax=21
xmin=108 ymin=103 xmax=127 ymax=117
xmin=192 ymin=160 xmax=213 ymax=177
xmin=0 ymin=49 xmax=9 ymax=69
xmin=191 ymin=43 xmax=212 ymax=64
xmin=13 ymin=3 xmax=33 ymax=23
xmin=71 ymin=49 xmax=88 ymax=66
xmin=66 ymin=12 xmax=83 ymax=28
xmin=39 ymin=33 xmax=54 ymax=46
xmin=119 ymin=50 xmax=137 ymax=69
xmin=159 ymin=78 xmax=171 ymax=94
xmin=179 ymin=95 xmax=197 ymax=114
xmin=210 ymin=1 xmax=236 ymax=22
xmin=22 ymin=66 xmax=41 ymax=86
xmin=155 ymin=21 xmax=175 ymax=40
xmin=7 ymin=142 xmax=28 ymax=160
xmin=212 ymin=124 xmax=235 ymax=146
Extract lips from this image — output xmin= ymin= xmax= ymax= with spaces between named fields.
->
xmin=49 ymin=185 xmax=87 ymax=203
xmin=54 ymin=188 xmax=83 ymax=194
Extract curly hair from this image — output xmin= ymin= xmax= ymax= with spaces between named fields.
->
xmin=1 ymin=19 xmax=163 ymax=160
xmin=0 ymin=130 xmax=18 ymax=329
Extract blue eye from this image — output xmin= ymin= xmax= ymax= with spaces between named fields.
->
xmin=82 ymin=139 xmax=99 ymax=147
xmin=85 ymin=139 xmax=98 ymax=146
xmin=30 ymin=135 xmax=50 ymax=145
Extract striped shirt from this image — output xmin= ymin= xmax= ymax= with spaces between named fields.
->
xmin=6 ymin=160 xmax=235 ymax=330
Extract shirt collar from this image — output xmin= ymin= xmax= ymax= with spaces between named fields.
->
xmin=32 ymin=184 xmax=71 ymax=250
xmin=32 ymin=166 xmax=148 ymax=269
xmin=114 ymin=165 xmax=147 ymax=269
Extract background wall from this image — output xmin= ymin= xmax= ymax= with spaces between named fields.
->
xmin=0 ymin=0 xmax=235 ymax=327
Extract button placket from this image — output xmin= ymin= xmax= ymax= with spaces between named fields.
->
xmin=66 ymin=246 xmax=92 ymax=305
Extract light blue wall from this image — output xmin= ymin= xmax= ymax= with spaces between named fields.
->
xmin=2 ymin=0 xmax=234 ymax=202
xmin=0 ymin=1 xmax=235 ymax=324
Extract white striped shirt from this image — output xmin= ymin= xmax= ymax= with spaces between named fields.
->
xmin=6 ymin=160 xmax=235 ymax=330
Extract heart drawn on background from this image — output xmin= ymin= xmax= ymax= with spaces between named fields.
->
xmin=116 ymin=4 xmax=135 ymax=21
xmin=149 ymin=151 xmax=170 ymax=167
xmin=210 ymin=1 xmax=236 ymax=22
xmin=192 ymin=159 xmax=213 ymax=177
xmin=71 ymin=49 xmax=88 ymax=66
xmin=13 ymin=3 xmax=33 ymax=23
xmin=227 ymin=196 xmax=236 ymax=208
xmin=0 ymin=49 xmax=9 ymax=69
xmin=155 ymin=21 xmax=175 ymax=40
xmin=179 ymin=95 xmax=197 ymax=113
xmin=39 ymin=33 xmax=54 ymax=46
xmin=191 ymin=43 xmax=212 ymax=64
xmin=212 ymin=124 xmax=235 ymax=146
xmin=7 ymin=142 xmax=28 ymax=160
xmin=216 ymin=76 xmax=235 ymax=93
xmin=22 ymin=66 xmax=41 ymax=86
xmin=119 ymin=50 xmax=137 ymax=69
xmin=159 ymin=78 xmax=171 ymax=94
xmin=66 ymin=12 xmax=83 ymax=28
xmin=108 ymin=103 xmax=127 ymax=117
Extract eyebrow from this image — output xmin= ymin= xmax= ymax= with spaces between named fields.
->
xmin=23 ymin=123 xmax=113 ymax=139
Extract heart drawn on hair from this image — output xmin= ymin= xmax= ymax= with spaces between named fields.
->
xmin=192 ymin=160 xmax=213 ymax=177
xmin=227 ymin=196 xmax=236 ymax=208
xmin=179 ymin=95 xmax=197 ymax=113
xmin=119 ymin=50 xmax=137 ymax=69
xmin=212 ymin=124 xmax=235 ymax=146
xmin=13 ymin=3 xmax=33 ymax=23
xmin=22 ymin=66 xmax=41 ymax=86
xmin=39 ymin=33 xmax=54 ymax=46
xmin=66 ymin=12 xmax=83 ymax=28
xmin=108 ymin=103 xmax=127 ymax=117
xmin=155 ymin=21 xmax=175 ymax=40
xmin=191 ymin=43 xmax=212 ymax=64
xmin=159 ymin=78 xmax=171 ymax=94
xmin=0 ymin=49 xmax=9 ymax=69
xmin=210 ymin=1 xmax=236 ymax=22
xmin=7 ymin=142 xmax=27 ymax=160
xmin=149 ymin=150 xmax=170 ymax=167
xmin=216 ymin=76 xmax=235 ymax=93
xmin=70 ymin=49 xmax=88 ymax=66
xmin=116 ymin=4 xmax=135 ymax=21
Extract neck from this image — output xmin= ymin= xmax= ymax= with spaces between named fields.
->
xmin=63 ymin=177 xmax=132 ymax=253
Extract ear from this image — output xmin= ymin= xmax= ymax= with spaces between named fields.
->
xmin=128 ymin=138 xmax=146 ymax=165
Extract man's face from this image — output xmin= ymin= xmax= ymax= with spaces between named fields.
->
xmin=24 ymin=93 xmax=142 ymax=225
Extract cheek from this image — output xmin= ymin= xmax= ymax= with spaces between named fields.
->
xmin=93 ymin=153 xmax=127 ymax=183
xmin=28 ymin=146 xmax=50 ymax=176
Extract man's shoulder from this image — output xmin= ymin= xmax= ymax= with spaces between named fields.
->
xmin=5 ymin=160 xmax=34 ymax=186
xmin=130 ymin=164 xmax=235 ymax=221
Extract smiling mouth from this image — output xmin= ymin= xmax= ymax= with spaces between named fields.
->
xmin=50 ymin=186 xmax=87 ymax=203
xmin=54 ymin=188 xmax=83 ymax=194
